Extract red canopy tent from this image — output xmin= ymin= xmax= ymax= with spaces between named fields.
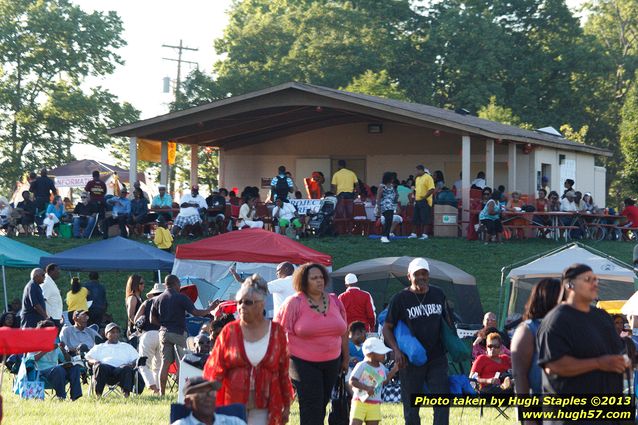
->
xmin=175 ymin=229 xmax=332 ymax=265
xmin=172 ymin=229 xmax=332 ymax=299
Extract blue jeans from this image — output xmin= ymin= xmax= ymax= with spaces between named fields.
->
xmin=399 ymin=354 xmax=449 ymax=425
xmin=73 ymin=216 xmax=96 ymax=238
xmin=40 ymin=364 xmax=82 ymax=400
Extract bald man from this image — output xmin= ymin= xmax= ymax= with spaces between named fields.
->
xmin=20 ymin=268 xmax=48 ymax=328
xmin=268 ymin=262 xmax=296 ymax=319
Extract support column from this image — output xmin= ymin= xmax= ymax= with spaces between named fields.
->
xmin=508 ymin=143 xmax=517 ymax=192
xmin=462 ymin=135 xmax=471 ymax=236
xmin=160 ymin=140 xmax=169 ymax=186
xmin=485 ymin=139 xmax=495 ymax=188
xmin=129 ymin=136 xmax=138 ymax=186
xmin=190 ymin=145 xmax=198 ymax=186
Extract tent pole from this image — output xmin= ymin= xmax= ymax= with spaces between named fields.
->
xmin=157 ymin=270 xmax=161 ymax=284
xmin=2 ymin=265 xmax=7 ymax=312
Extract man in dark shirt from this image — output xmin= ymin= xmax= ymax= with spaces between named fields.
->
xmin=537 ymin=264 xmax=626 ymax=425
xmin=72 ymin=192 xmax=97 ymax=238
xmin=20 ymin=268 xmax=48 ymax=328
xmin=205 ymin=188 xmax=227 ymax=235
xmin=150 ymin=274 xmax=217 ymax=395
xmin=383 ymin=258 xmax=450 ymax=425
xmin=16 ymin=190 xmax=37 ymax=230
xmin=84 ymin=271 xmax=107 ymax=326
xmin=29 ymin=168 xmax=57 ymax=213
xmin=84 ymin=170 xmax=107 ymax=215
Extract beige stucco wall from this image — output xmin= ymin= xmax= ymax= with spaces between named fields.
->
xmin=218 ymin=121 xmax=605 ymax=203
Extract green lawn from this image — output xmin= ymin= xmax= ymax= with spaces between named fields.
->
xmin=3 ymin=235 xmax=635 ymax=327
xmin=1 ymin=234 xmax=635 ymax=424
xmin=1 ymin=383 xmax=514 ymax=425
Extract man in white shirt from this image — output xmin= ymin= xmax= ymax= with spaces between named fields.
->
xmin=181 ymin=185 xmax=208 ymax=209
xmin=268 ymin=262 xmax=296 ymax=319
xmin=85 ymin=322 xmax=139 ymax=397
xmin=173 ymin=377 xmax=246 ymax=425
xmin=41 ymin=263 xmax=64 ymax=327
xmin=471 ymin=171 xmax=486 ymax=189
xmin=172 ymin=185 xmax=208 ymax=237
xmin=272 ymin=198 xmax=302 ymax=238
xmin=560 ymin=191 xmax=578 ymax=212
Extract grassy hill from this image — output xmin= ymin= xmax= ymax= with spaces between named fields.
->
xmin=3 ymin=235 xmax=635 ymax=327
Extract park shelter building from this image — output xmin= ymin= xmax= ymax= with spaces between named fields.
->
xmin=109 ymin=82 xmax=611 ymax=220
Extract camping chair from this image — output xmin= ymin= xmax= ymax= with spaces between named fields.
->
xmin=88 ymin=356 xmax=146 ymax=398
xmin=351 ymin=202 xmax=371 ymax=236
xmin=167 ymin=346 xmax=187 ymax=393
xmin=170 ymin=403 xmax=247 ymax=424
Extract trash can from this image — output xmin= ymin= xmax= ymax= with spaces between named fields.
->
xmin=433 ymin=205 xmax=459 ymax=237
xmin=58 ymin=222 xmax=72 ymax=239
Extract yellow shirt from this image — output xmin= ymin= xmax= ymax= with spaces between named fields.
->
xmin=415 ymin=173 xmax=435 ymax=206
xmin=66 ymin=287 xmax=89 ymax=312
xmin=331 ymin=168 xmax=358 ymax=195
xmin=154 ymin=226 xmax=173 ymax=250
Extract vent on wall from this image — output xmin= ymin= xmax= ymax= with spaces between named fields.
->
xmin=536 ymin=126 xmax=564 ymax=137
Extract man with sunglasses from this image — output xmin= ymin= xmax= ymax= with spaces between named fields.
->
xmin=72 ymin=192 xmax=97 ymax=238
xmin=150 ymin=275 xmax=219 ymax=396
xmin=537 ymin=264 xmax=626 ymax=403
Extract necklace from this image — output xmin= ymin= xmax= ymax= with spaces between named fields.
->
xmin=307 ymin=293 xmax=328 ymax=316
xmin=412 ymin=290 xmax=427 ymax=306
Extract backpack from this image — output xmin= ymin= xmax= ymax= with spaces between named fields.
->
xmin=274 ymin=175 xmax=290 ymax=200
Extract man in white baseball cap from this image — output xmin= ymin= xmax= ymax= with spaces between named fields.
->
xmin=382 ymin=257 xmax=451 ymax=425
xmin=338 ymin=273 xmax=376 ymax=332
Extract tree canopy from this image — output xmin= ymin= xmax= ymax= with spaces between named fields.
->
xmin=169 ymin=0 xmax=638 ymax=198
xmin=0 ymin=0 xmax=139 ymax=192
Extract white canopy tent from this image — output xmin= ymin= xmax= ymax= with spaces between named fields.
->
xmin=499 ymin=243 xmax=637 ymax=325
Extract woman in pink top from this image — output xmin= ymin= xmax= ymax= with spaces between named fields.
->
xmin=276 ymin=263 xmax=349 ymax=425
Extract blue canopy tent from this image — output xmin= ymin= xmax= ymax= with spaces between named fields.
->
xmin=39 ymin=237 xmax=174 ymax=274
xmin=0 ymin=237 xmax=50 ymax=311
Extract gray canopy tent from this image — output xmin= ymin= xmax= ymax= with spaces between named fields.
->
xmin=330 ymin=256 xmax=484 ymax=325
xmin=498 ymin=243 xmax=638 ymax=327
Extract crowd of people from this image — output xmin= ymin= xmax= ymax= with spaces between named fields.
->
xmin=3 ymin=164 xmax=638 ymax=247
xmin=3 ymin=249 xmax=638 ymax=425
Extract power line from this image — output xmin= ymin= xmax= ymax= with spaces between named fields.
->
xmin=162 ymin=39 xmax=198 ymax=104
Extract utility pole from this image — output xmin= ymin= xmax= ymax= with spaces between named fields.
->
xmin=162 ymin=39 xmax=198 ymax=105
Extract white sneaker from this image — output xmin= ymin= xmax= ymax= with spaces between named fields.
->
xmin=389 ymin=233 xmax=396 ymax=237
xmin=380 ymin=236 xmax=390 ymax=243
xmin=419 ymin=234 xmax=429 ymax=240
xmin=408 ymin=233 xmax=418 ymax=239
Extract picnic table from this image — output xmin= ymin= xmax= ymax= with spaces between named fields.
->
xmin=471 ymin=210 xmax=629 ymax=241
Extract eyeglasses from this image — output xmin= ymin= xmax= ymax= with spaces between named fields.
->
xmin=237 ymin=299 xmax=262 ymax=306
xmin=487 ymin=344 xmax=501 ymax=349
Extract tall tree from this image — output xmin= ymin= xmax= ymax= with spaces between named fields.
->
xmin=0 ymin=0 xmax=139 ymax=192
xmin=620 ymin=72 xmax=638 ymax=195
xmin=212 ymin=0 xmax=421 ymax=96
xmin=342 ymin=70 xmax=409 ymax=101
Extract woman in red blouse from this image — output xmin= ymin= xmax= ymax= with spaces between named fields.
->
xmin=204 ymin=276 xmax=293 ymax=425
xmin=275 ymin=263 xmax=349 ymax=425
